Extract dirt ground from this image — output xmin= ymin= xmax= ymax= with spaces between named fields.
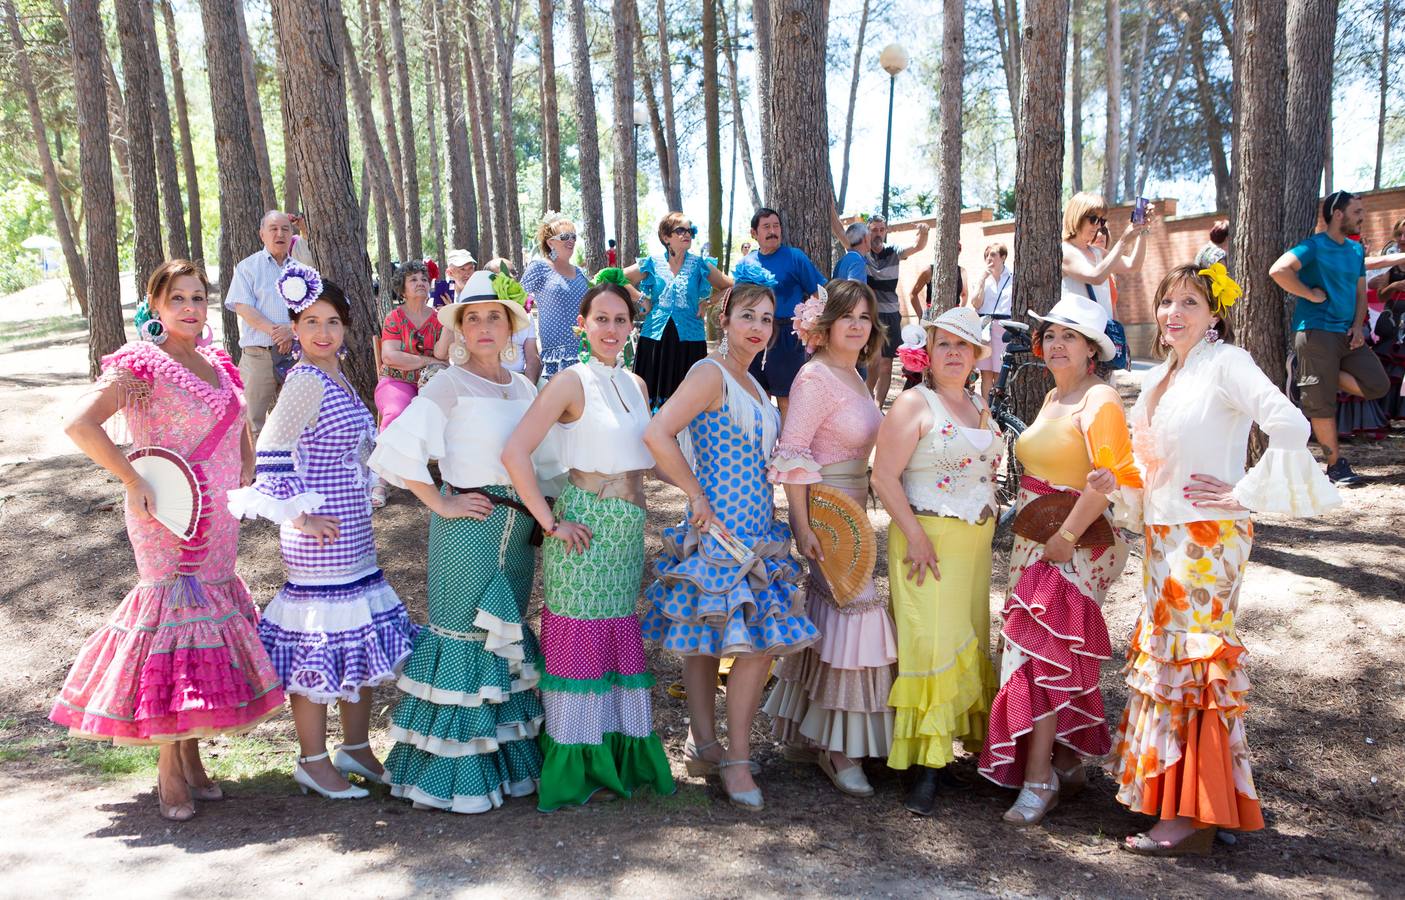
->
xmin=0 ymin=287 xmax=1402 ymax=898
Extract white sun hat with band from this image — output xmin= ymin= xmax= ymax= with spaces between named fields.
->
xmin=922 ymin=305 xmax=992 ymax=360
xmin=438 ymin=269 xmax=531 ymax=333
xmin=1031 ymin=290 xmax=1118 ymax=361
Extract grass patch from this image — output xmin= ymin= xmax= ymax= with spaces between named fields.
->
xmin=0 ymin=736 xmax=46 ymax=763
xmin=645 ymin=782 xmax=713 ymax=811
xmin=61 ymin=742 xmax=159 ymax=776
xmin=0 ymin=314 xmax=87 ymax=347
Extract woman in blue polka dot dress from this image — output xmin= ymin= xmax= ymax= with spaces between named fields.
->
xmin=641 ymin=276 xmax=820 ymax=810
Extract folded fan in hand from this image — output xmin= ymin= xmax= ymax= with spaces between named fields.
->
xmin=1087 ymin=404 xmax=1143 ymax=488
xmin=126 ymin=446 xmax=203 ymax=540
xmin=807 ymin=484 xmax=877 ymax=606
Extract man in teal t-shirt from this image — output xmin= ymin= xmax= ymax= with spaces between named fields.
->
xmin=1271 ymin=190 xmax=1389 ymax=486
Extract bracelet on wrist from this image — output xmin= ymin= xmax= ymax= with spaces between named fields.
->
xmin=543 ymin=519 xmax=558 ymax=536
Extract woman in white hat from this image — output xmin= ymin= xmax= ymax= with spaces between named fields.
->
xmin=978 ymin=291 xmax=1137 ymax=826
xmin=367 ymin=270 xmax=549 ymax=814
xmin=871 ymin=305 xmax=1004 ymax=817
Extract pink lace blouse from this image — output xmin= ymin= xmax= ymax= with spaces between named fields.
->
xmin=769 ymin=361 xmax=882 ymax=484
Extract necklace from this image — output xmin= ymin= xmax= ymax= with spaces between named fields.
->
xmin=460 ymin=364 xmax=512 ymax=399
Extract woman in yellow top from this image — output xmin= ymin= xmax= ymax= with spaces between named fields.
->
xmin=979 ymin=292 xmax=1137 ymax=827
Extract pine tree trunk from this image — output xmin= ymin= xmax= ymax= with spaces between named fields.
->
xmin=1190 ymin=20 xmax=1231 ymax=212
xmin=762 ymin=0 xmax=830 ymax=272
xmin=1071 ymin=0 xmax=1082 ymax=191
xmin=368 ymin=0 xmax=407 ymax=233
xmin=464 ymin=41 xmax=494 ymax=258
xmin=466 ymin=15 xmax=508 ymax=259
xmin=1102 ymin=0 xmax=1121 ymax=203
xmin=1011 ymin=0 xmax=1069 ymax=420
xmin=611 ymin=0 xmax=639 ymax=258
xmin=200 ymin=0 xmax=267 ymax=359
xmin=991 ymin=0 xmax=1022 ymax=123
xmin=933 ymin=0 xmax=964 ymax=309
xmin=372 ymin=179 xmax=393 ymax=314
xmin=566 ymin=0 xmax=606 ymax=273
xmin=162 ymin=0 xmax=203 ymax=263
xmin=702 ymin=0 xmax=722 ymax=258
xmin=1374 ymin=0 xmax=1390 ymax=190
xmin=102 ymin=47 xmax=133 ymax=203
xmin=70 ymin=0 xmax=125 ymax=373
xmin=835 ymin=0 xmax=869 ymax=212
xmin=5 ymin=0 xmax=88 ymax=311
xmin=274 ymin=25 xmax=300 ymax=212
xmin=387 ymin=0 xmax=422 ymax=260
xmin=1228 ymin=0 xmax=1288 ymax=451
xmin=113 ymin=0 xmax=165 ymax=297
xmin=722 ymin=0 xmax=761 ymax=209
xmin=488 ymin=0 xmax=524 ymax=263
xmin=271 ymin=0 xmax=379 ymax=401
xmin=233 ymin=1 xmax=278 ymax=212
xmin=424 ymin=45 xmax=446 ymax=262
xmin=435 ymin=1 xmax=476 ymax=252
xmin=539 ymin=0 xmax=562 ymax=213
xmin=634 ymin=20 xmax=671 ymax=205
xmin=137 ymin=0 xmax=189 ymax=259
xmin=656 ymin=0 xmax=682 ymax=210
xmin=752 ymin=0 xmax=772 ymax=161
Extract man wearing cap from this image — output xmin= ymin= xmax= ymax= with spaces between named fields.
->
xmin=446 ymin=249 xmax=478 ymax=296
xmin=226 ymin=210 xmax=296 ymax=437
xmin=1271 ymin=190 xmax=1390 ymax=486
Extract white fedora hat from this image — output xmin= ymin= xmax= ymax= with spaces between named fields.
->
xmin=1031 ymin=291 xmax=1118 ymax=361
xmin=438 ymin=270 xmax=531 ymax=333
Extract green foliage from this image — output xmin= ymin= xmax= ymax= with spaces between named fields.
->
xmin=0 ymin=180 xmax=55 ymax=293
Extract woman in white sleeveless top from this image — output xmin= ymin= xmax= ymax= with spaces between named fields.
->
xmin=502 ymin=283 xmax=675 ymax=811
xmin=871 ymin=306 xmax=1003 ymax=817
xmin=968 ymin=241 xmax=1015 ymax=401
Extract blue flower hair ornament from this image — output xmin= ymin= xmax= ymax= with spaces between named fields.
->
xmin=277 ymin=261 xmax=324 ymax=315
xmin=731 ymin=258 xmax=777 ymax=288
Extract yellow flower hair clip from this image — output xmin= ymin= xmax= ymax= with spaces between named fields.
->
xmin=1197 ymin=262 xmax=1241 ymax=313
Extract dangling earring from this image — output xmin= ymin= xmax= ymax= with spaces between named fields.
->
xmin=140 ymin=318 xmax=167 ymax=345
xmin=719 ymin=333 xmax=730 ymax=358
xmin=1160 ymin=331 xmax=1172 ymax=347
xmin=576 ymin=329 xmax=592 ymax=364
xmin=549 ymin=247 xmax=559 ymax=262
xmin=1203 ymin=326 xmax=1221 ymax=344
xmin=501 ymin=339 xmax=518 ymax=362
xmin=337 ymin=345 xmax=348 ymax=360
xmin=450 ymin=335 xmax=469 ymax=365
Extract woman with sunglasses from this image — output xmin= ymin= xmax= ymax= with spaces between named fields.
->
xmin=622 ymin=212 xmax=735 ymax=409
xmin=1060 ymin=191 xmax=1154 ymax=322
xmin=522 ymin=213 xmax=592 ymax=382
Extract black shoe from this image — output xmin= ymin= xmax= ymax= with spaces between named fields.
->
xmin=1326 ymin=457 xmax=1368 ymax=486
xmin=903 ymin=767 xmax=941 ymax=817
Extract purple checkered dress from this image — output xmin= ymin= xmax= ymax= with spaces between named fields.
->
xmin=229 ymin=364 xmax=417 ymax=704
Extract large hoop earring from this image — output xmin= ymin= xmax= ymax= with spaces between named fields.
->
xmin=449 ymin=335 xmax=469 ymax=366
xmin=140 ymin=318 xmax=167 ymax=345
xmin=501 ymin=339 xmax=519 ymax=362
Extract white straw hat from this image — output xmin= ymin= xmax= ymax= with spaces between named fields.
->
xmin=922 ymin=305 xmax=991 ymax=360
xmin=437 ymin=270 xmax=530 ymax=333
xmin=1031 ymin=291 xmax=1118 ymax=361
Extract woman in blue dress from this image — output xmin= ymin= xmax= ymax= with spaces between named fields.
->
xmin=624 ymin=211 xmax=734 ymax=408
xmin=521 ymin=213 xmax=592 ymax=381
xmin=641 ymin=264 xmax=819 ymax=811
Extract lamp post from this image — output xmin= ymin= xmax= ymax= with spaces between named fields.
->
xmin=879 ymin=43 xmax=909 ymax=220
xmin=632 ymin=101 xmax=650 ymax=258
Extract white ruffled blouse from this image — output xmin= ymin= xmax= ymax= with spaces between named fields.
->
xmin=1130 ymin=340 xmax=1341 ymax=525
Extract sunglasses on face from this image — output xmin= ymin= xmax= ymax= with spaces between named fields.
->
xmin=552 ymin=232 xmax=578 ymax=243
xmin=1085 ymin=214 xmax=1108 ymax=227
xmin=671 ymin=226 xmax=698 ymax=237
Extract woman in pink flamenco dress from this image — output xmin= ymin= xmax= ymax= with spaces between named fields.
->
xmin=50 ymin=260 xmax=284 ymax=821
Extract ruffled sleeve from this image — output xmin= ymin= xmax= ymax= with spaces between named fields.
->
xmin=636 ymin=255 xmax=665 ymax=301
xmin=767 ymin=365 xmax=825 ymax=484
xmin=520 ymin=257 xmax=551 ymax=295
xmin=367 ymin=394 xmax=448 ymax=488
xmin=226 ymin=369 xmax=325 ymax=522
xmin=692 ymin=255 xmax=718 ymax=304
xmin=1219 ymin=347 xmax=1342 ymax=517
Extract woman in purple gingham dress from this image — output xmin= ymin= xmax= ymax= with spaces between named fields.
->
xmin=229 ymin=277 xmax=416 ymax=798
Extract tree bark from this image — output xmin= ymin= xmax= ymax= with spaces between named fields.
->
xmin=387 ymin=0 xmax=422 ymax=260
xmin=722 ymin=0 xmax=761 ymax=209
xmin=1011 ymin=0 xmax=1069 ymax=419
xmin=466 ymin=14 xmax=508 ymax=259
xmin=162 ymin=0 xmax=203 ymax=263
xmin=271 ymin=0 xmax=379 ymax=401
xmin=991 ymin=0 xmax=1021 ymax=123
xmin=1188 ymin=17 xmax=1230 ymax=212
xmin=5 ymin=0 xmax=88 ymax=311
xmin=835 ymin=0 xmax=870 ymax=212
xmin=273 ymin=25 xmax=300 ymax=212
xmin=1102 ymin=0 xmax=1121 ymax=203
xmin=372 ymin=176 xmax=393 ymax=316
xmin=464 ymin=42 xmax=492 ymax=258
xmin=762 ymin=0 xmax=831 ymax=272
xmin=424 ymin=36 xmax=446 ymax=262
xmin=753 ymin=0 xmax=772 ymax=158
xmin=137 ymin=0 xmax=189 ymax=259
xmin=1282 ymin=0 xmax=1338 ymax=243
xmin=201 ymin=0 xmax=267 ymax=359
xmin=487 ymin=0 xmax=524 ymax=263
xmin=538 ymin=0 xmax=562 ymax=212
xmin=656 ymin=0 xmax=682 ymax=209
xmin=1375 ymin=0 xmax=1390 ymax=190
xmin=703 ymin=0 xmax=723 ymax=258
xmin=1228 ymin=0 xmax=1287 ymax=438
xmin=1323 ymin=89 xmax=1334 ymax=193
xmin=435 ymin=0 xmax=476 ymax=251
xmin=933 ymin=0 xmax=964 ymax=309
xmin=1071 ymin=0 xmax=1083 ymax=191
xmin=1122 ymin=0 xmax=1150 ymax=201
xmin=368 ymin=0 xmax=407 ymax=229
xmin=102 ymin=46 xmax=133 ymax=203
xmin=113 ymin=0 xmax=166 ymax=297
xmin=612 ymin=0 xmax=639 ymax=257
xmin=70 ymin=0 xmax=125 ymax=372
xmin=233 ymin=0 xmax=278 ymax=212
xmin=635 ymin=19 xmax=671 ymax=205
xmin=566 ymin=0 xmax=606 ymax=273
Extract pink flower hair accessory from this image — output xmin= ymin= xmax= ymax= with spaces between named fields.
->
xmin=277 ymin=262 xmax=324 ymax=315
xmin=791 ymin=285 xmax=828 ymax=353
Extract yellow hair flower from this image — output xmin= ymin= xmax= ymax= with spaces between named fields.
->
xmin=1197 ymin=262 xmax=1242 ymax=313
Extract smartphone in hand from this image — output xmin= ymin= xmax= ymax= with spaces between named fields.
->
xmin=1131 ymin=197 xmax=1149 ymax=226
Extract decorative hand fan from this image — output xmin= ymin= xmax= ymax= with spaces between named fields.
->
xmin=126 ymin=446 xmax=203 ymax=540
xmin=707 ymin=523 xmax=755 ymax=566
xmin=807 ymin=484 xmax=877 ymax=606
xmin=1011 ymin=492 xmax=1114 ymax=548
xmin=1087 ymin=403 xmax=1143 ymax=488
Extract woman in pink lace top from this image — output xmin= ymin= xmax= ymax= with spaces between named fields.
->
xmin=763 ymin=281 xmax=896 ymax=798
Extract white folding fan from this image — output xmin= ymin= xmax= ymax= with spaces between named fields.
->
xmin=126 ymin=447 xmax=203 ymax=541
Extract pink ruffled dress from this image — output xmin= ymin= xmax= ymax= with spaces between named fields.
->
xmin=762 ymin=362 xmax=897 ymax=758
xmin=50 ymin=342 xmax=285 ymax=744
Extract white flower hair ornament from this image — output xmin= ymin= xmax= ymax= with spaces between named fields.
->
xmin=277 ymin=262 xmax=324 ymax=315
xmin=792 ymin=284 xmax=829 ymax=353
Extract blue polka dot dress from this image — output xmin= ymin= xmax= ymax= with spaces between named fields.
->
xmin=641 ymin=359 xmax=820 ymax=657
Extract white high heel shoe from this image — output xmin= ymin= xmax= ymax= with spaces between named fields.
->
xmin=333 ymin=741 xmax=386 ymax=785
xmin=294 ymin=753 xmax=370 ymax=799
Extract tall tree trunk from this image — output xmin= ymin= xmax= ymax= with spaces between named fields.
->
xmin=1283 ymin=0 xmax=1338 ymax=242
xmin=1375 ymin=0 xmax=1391 ymax=190
xmin=1071 ymin=0 xmax=1083 ymax=191
xmin=612 ymin=0 xmax=639 ymax=257
xmin=566 ymin=0 xmax=606 ymax=272
xmin=372 ymin=178 xmax=393 ymax=315
xmin=635 ymin=19 xmax=671 ymax=204
xmin=387 ymin=0 xmax=422 ymax=260
xmin=992 ymin=0 xmax=1022 ymax=123
xmin=233 ymin=1 xmax=278 ymax=212
xmin=1228 ymin=0 xmax=1287 ymax=438
xmin=702 ymin=0 xmax=723 ymax=258
xmin=464 ymin=42 xmax=492 ymax=258
xmin=70 ymin=0 xmax=124 ymax=371
xmin=1102 ymin=0 xmax=1121 ymax=202
xmin=762 ymin=0 xmax=830 ymax=272
xmin=1189 ymin=18 xmax=1230 ymax=211
xmin=162 ymin=0 xmax=203 ymax=263
xmin=722 ymin=0 xmax=761 ymax=209
xmin=934 ymin=0 xmax=964 ymax=308
xmin=368 ymin=0 xmax=407 ymax=226
xmin=1122 ymin=0 xmax=1150 ymax=201
xmin=102 ymin=46 xmax=132 ymax=203
xmin=753 ymin=0 xmax=772 ymax=160
xmin=113 ymin=0 xmax=165 ymax=297
xmin=835 ymin=0 xmax=870 ymax=212
xmin=274 ymin=25 xmax=300 ymax=211
xmin=538 ymin=0 xmax=562 ymax=212
xmin=1011 ymin=0 xmax=1069 ymax=418
xmin=5 ymin=0 xmax=88 ymax=311
xmin=1323 ymin=90 xmax=1334 ymax=193
xmin=435 ymin=0 xmax=475 ymax=251
xmin=137 ymin=0 xmax=189 ymax=259
xmin=201 ymin=0 xmax=267 ymax=358
xmin=488 ymin=0 xmax=524 ymax=263
xmin=653 ymin=0 xmax=681 ymax=209
xmin=467 ymin=16 xmax=508 ymax=259
xmin=424 ymin=40 xmax=446 ymax=261
xmin=271 ymin=0 xmax=379 ymax=400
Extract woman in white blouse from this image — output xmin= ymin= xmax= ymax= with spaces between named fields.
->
xmin=871 ymin=306 xmax=1003 ymax=817
xmin=367 ymin=270 xmax=548 ymax=814
xmin=1109 ymin=263 xmax=1341 ymax=856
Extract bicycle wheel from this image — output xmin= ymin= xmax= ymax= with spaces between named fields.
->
xmin=992 ymin=409 xmax=1026 ymax=529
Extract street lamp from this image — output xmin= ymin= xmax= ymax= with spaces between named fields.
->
xmin=879 ymin=43 xmax=909 ymax=220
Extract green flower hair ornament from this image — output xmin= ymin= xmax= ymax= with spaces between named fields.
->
xmin=491 ymin=271 xmax=527 ymax=308
xmin=591 ymin=267 xmax=629 ymax=287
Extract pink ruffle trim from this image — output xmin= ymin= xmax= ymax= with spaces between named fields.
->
xmin=805 ymin=589 xmax=897 ymax=670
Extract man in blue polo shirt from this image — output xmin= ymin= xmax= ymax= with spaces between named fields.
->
xmin=743 ymin=207 xmax=825 ymax=417
xmin=1271 ymin=190 xmax=1389 ymax=485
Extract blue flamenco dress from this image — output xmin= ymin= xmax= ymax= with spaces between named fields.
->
xmin=642 ymin=359 xmax=820 ymax=657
